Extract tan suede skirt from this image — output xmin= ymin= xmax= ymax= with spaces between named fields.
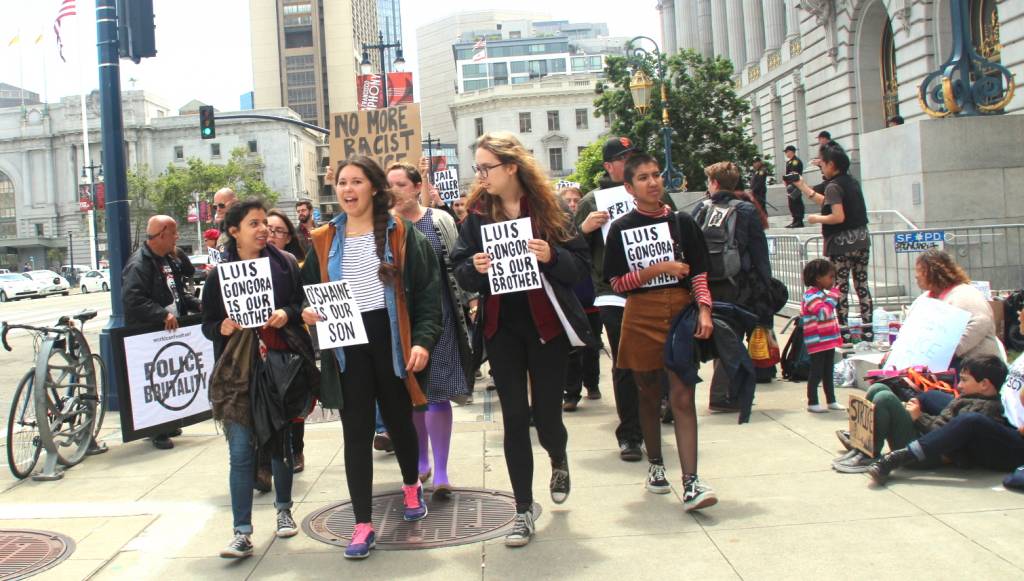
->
xmin=617 ymin=287 xmax=691 ymax=372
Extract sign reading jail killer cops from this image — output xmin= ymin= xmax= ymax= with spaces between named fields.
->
xmin=115 ymin=323 xmax=215 ymax=440
xmin=482 ymin=218 xmax=542 ymax=295
xmin=894 ymin=230 xmax=945 ymax=253
xmin=433 ymin=167 xmax=461 ymax=204
xmin=304 ymin=280 xmax=369 ymax=349
xmin=218 ymin=257 xmax=274 ymax=328
xmin=329 ymin=103 xmax=422 ymax=171
xmin=594 ymin=186 xmax=636 ymax=241
xmin=848 ymin=394 xmax=876 ymax=457
xmin=621 ymin=222 xmax=676 ymax=288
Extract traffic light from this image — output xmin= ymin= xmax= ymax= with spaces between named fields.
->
xmin=117 ymin=0 xmax=156 ymax=63
xmin=199 ymin=105 xmax=216 ymax=140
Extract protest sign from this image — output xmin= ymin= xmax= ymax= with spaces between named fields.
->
xmin=621 ymin=222 xmax=676 ymax=288
xmin=304 ymin=281 xmax=369 ymax=349
xmin=594 ymin=186 xmax=636 ymax=240
xmin=894 ymin=231 xmax=945 ymax=253
xmin=482 ymin=217 xmax=542 ymax=295
xmin=433 ymin=167 xmax=461 ymax=204
xmin=113 ymin=320 xmax=214 ymax=442
xmin=218 ymin=257 xmax=274 ymax=328
xmin=555 ymin=180 xmax=580 ymax=190
xmin=886 ymin=296 xmax=970 ymax=372
xmin=330 ymin=103 xmax=422 ymax=170
xmin=848 ymin=394 xmax=876 ymax=457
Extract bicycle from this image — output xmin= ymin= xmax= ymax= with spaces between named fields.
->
xmin=2 ymin=310 xmax=106 ymax=480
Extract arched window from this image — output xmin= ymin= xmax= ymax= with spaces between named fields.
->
xmin=881 ymin=17 xmax=900 ymax=122
xmin=0 ymin=171 xmax=16 ymax=238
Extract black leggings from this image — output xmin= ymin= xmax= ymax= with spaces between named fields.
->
xmin=806 ymin=349 xmax=836 ymax=405
xmin=486 ymin=302 xmax=570 ymax=512
xmin=339 ymin=309 xmax=419 ymax=523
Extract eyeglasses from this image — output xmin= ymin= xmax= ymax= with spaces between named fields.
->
xmin=268 ymin=228 xmax=290 ymax=238
xmin=214 ymin=203 xmax=228 ymax=209
xmin=472 ymin=162 xmax=506 ymax=178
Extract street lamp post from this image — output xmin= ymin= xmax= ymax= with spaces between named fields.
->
xmin=422 ymin=133 xmax=441 ymax=180
xmin=79 ymin=163 xmax=103 ymax=269
xmin=626 ymin=36 xmax=684 ymax=191
xmin=360 ymin=31 xmax=406 ymax=109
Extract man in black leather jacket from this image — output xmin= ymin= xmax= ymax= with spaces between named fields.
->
xmin=122 ymin=215 xmax=200 ymax=449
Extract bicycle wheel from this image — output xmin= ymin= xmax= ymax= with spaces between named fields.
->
xmin=34 ymin=328 xmax=97 ymax=468
xmin=90 ymin=353 xmax=106 ymax=437
xmin=7 ymin=370 xmax=41 ymax=479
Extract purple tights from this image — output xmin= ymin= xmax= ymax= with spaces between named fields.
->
xmin=413 ymin=401 xmax=454 ymax=486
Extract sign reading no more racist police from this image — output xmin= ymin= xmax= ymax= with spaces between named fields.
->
xmin=482 ymin=218 xmax=542 ymax=295
xmin=329 ymin=103 xmax=422 ymax=172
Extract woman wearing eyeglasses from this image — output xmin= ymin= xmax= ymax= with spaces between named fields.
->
xmin=451 ymin=132 xmax=594 ymax=547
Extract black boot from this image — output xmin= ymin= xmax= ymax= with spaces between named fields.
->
xmin=868 ymin=448 xmax=915 ymax=485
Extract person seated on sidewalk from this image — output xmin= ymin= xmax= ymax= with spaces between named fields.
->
xmin=866 ymin=356 xmax=1022 ymax=483
xmin=835 ymin=355 xmax=1008 ymax=473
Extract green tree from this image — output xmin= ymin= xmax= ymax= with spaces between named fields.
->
xmin=567 ymin=140 xmax=606 ymax=193
xmin=593 ymin=48 xmax=759 ymax=192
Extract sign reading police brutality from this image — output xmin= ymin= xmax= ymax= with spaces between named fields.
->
xmin=330 ymin=103 xmax=422 ymax=171
xmin=894 ymin=230 xmax=945 ymax=253
xmin=621 ymin=222 xmax=676 ymax=288
xmin=482 ymin=218 xmax=542 ymax=294
xmin=594 ymin=186 xmax=636 ymax=241
xmin=218 ymin=257 xmax=274 ymax=328
xmin=304 ymin=281 xmax=368 ymax=349
xmin=433 ymin=167 xmax=461 ymax=204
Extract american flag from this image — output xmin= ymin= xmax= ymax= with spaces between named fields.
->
xmin=472 ymin=38 xmax=486 ymax=63
xmin=54 ymin=0 xmax=76 ymax=63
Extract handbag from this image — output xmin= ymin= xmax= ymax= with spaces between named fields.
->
xmin=749 ymin=326 xmax=781 ymax=368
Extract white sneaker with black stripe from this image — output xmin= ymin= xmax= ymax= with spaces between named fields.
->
xmin=682 ymin=476 xmax=718 ymax=512
xmin=646 ymin=461 xmax=671 ymax=494
xmin=504 ymin=509 xmax=536 ymax=547
xmin=219 ymin=533 xmax=253 ymax=558
xmin=276 ymin=509 xmax=298 ymax=538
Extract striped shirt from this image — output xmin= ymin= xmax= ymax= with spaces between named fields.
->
xmin=801 ymin=287 xmax=842 ymax=353
xmin=342 ymin=233 xmax=386 ymax=312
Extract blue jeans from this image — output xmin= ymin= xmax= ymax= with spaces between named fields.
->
xmin=375 ymin=402 xmax=386 ymax=434
xmin=226 ymin=422 xmax=294 ymax=535
xmin=911 ymin=413 xmax=1024 ymax=472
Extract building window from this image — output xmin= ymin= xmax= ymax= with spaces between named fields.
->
xmin=475 ymin=117 xmax=484 ymax=137
xmin=174 ymin=146 xmax=184 ymax=160
xmin=287 ymin=70 xmax=315 ymax=86
xmin=287 ymin=87 xmax=316 ymax=103
xmin=881 ymin=17 xmax=900 ymax=122
xmin=509 ymin=31 xmax=521 ymax=39
xmin=511 ymin=61 xmax=528 ymax=74
xmin=462 ymin=63 xmax=489 ymax=79
xmin=0 ymin=171 xmax=14 ymax=219
xmin=575 ymin=108 xmax=588 ymax=129
xmin=211 ymin=143 xmax=221 ymax=157
xmin=34 ymin=223 xmax=44 ymax=237
xmin=519 ymin=112 xmax=532 ymax=133
xmin=248 ymin=140 xmax=258 ymax=153
xmin=547 ymin=110 xmax=560 ymax=131
xmin=578 ymin=146 xmax=586 ymax=156
xmin=548 ymin=148 xmax=563 ymax=172
xmin=463 ymin=79 xmax=490 ymax=92
xmin=548 ymin=58 xmax=566 ymax=73
xmin=286 ymin=54 xmax=315 ymax=70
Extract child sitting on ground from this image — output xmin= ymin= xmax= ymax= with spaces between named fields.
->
xmin=800 ymin=259 xmax=844 ymax=413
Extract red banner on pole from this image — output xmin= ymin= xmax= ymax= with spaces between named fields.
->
xmin=78 ymin=185 xmax=92 ymax=211
xmin=95 ymin=182 xmax=105 ymax=209
xmin=357 ymin=72 xmax=415 ymax=110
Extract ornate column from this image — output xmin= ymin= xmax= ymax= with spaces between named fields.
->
xmin=677 ymin=0 xmax=700 ymax=51
xmin=726 ymin=0 xmax=746 ymax=70
xmin=659 ymin=0 xmax=678 ymax=54
xmin=697 ymin=0 xmax=714 ymax=57
xmin=711 ymin=0 xmax=730 ymax=60
xmin=786 ymin=0 xmax=801 ymax=39
xmin=742 ymin=0 xmax=766 ymax=66
xmin=764 ymin=0 xmax=786 ymax=52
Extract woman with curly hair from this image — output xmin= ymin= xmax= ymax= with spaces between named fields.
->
xmin=451 ymin=132 xmax=595 ymax=547
xmin=914 ymin=249 xmax=1001 ymax=365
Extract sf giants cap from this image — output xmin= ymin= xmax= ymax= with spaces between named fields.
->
xmin=602 ymin=136 xmax=636 ymax=162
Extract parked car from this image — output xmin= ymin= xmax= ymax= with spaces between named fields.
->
xmin=23 ymin=270 xmax=71 ymax=296
xmin=0 ymin=273 xmax=44 ymax=302
xmin=79 ymin=269 xmax=111 ymax=293
xmin=188 ymin=254 xmax=214 ymax=283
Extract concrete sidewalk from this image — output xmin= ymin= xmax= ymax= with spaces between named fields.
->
xmin=2 ymin=356 xmax=1024 ymax=580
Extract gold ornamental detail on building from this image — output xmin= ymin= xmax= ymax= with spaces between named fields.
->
xmin=767 ymin=51 xmax=782 ymax=72
xmin=789 ymin=38 xmax=802 ymax=57
xmin=747 ymin=65 xmax=761 ymax=83
xmin=979 ymin=10 xmax=1002 ymax=60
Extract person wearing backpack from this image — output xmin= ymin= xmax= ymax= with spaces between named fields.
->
xmin=692 ymin=162 xmax=773 ymax=413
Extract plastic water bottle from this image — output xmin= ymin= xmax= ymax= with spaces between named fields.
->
xmin=872 ymin=308 xmax=890 ymax=345
xmin=849 ymin=316 xmax=862 ymax=343
xmin=889 ymin=318 xmax=902 ymax=345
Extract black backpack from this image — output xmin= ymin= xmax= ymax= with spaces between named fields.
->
xmin=696 ymin=199 xmax=742 ymax=282
xmin=780 ymin=316 xmax=811 ymax=381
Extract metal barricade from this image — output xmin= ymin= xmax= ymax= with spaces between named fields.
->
xmin=766 ymin=235 xmax=806 ymax=307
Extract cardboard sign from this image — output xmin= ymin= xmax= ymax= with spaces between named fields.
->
xmin=594 ymin=186 xmax=636 ymax=240
xmin=894 ymin=231 xmax=945 ymax=253
xmin=848 ymin=394 xmax=876 ymax=458
xmin=304 ymin=281 xmax=369 ymax=349
xmin=621 ymin=222 xmax=676 ymax=288
xmin=114 ymin=321 xmax=215 ymax=441
xmin=482 ymin=218 xmax=541 ymax=295
xmin=217 ymin=257 xmax=274 ymax=328
xmin=886 ymin=296 xmax=971 ymax=372
xmin=555 ymin=180 xmax=580 ymax=190
xmin=433 ymin=168 xmax=461 ymax=204
xmin=329 ymin=103 xmax=422 ymax=171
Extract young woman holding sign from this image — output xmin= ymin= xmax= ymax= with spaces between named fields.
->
xmin=450 ymin=132 xmax=595 ymax=547
xmin=300 ymin=156 xmax=442 ymax=560
xmin=201 ymin=199 xmax=319 ymax=558
xmin=388 ymin=161 xmax=476 ymax=499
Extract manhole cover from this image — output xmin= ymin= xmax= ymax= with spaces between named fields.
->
xmin=303 ymin=488 xmax=539 ymax=550
xmin=0 ymin=529 xmax=75 ymax=581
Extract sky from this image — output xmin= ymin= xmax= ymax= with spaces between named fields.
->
xmin=0 ymin=0 xmax=660 ymax=112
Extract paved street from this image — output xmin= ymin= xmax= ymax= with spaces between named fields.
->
xmin=0 ymin=329 xmax=1021 ymax=580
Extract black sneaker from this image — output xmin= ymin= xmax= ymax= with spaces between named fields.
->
xmin=682 ymin=476 xmax=718 ymax=512
xmin=219 ymin=533 xmax=253 ymax=558
xmin=550 ymin=459 xmax=570 ymax=504
xmin=618 ymin=441 xmax=643 ymax=462
xmin=276 ymin=509 xmax=298 ymax=538
xmin=867 ymin=448 xmax=915 ymax=485
xmin=504 ymin=510 xmax=536 ymax=547
xmin=646 ymin=461 xmax=671 ymax=494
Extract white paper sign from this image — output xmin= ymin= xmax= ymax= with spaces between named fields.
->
xmin=123 ymin=324 xmax=214 ymax=431
xmin=621 ymin=222 xmax=676 ymax=288
xmin=594 ymin=186 xmax=636 ymax=240
xmin=970 ymin=280 xmax=992 ymax=301
xmin=886 ymin=296 xmax=971 ymax=372
xmin=555 ymin=180 xmax=580 ymax=190
xmin=304 ymin=280 xmax=369 ymax=349
xmin=218 ymin=257 xmax=274 ymax=328
xmin=433 ymin=168 xmax=461 ymax=204
xmin=482 ymin=217 xmax=542 ymax=295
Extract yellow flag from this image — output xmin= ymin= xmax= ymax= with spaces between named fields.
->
xmin=7 ymin=35 xmax=19 ymax=47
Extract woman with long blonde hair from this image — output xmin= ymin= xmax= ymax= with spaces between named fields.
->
xmin=451 ymin=132 xmax=595 ymax=547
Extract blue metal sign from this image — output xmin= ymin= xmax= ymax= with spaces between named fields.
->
xmin=894 ymin=231 xmax=945 ymax=253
